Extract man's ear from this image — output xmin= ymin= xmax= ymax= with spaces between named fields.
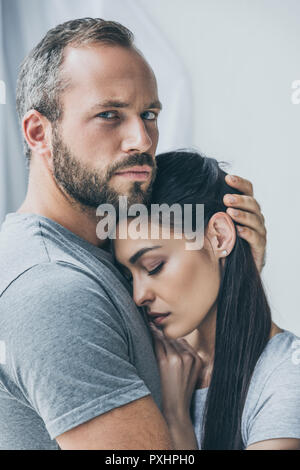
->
xmin=206 ymin=212 xmax=236 ymax=261
xmin=23 ymin=110 xmax=52 ymax=160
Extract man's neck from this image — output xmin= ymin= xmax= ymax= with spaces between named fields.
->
xmin=18 ymin=163 xmax=105 ymax=247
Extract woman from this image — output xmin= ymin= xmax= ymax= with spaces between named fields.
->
xmin=113 ymin=150 xmax=300 ymax=450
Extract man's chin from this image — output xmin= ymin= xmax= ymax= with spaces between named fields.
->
xmin=109 ymin=182 xmax=150 ymax=206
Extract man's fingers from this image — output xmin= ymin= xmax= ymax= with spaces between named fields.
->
xmin=236 ymin=225 xmax=266 ymax=249
xmin=223 ymin=175 xmax=267 ymax=272
xmin=225 ymin=174 xmax=254 ymax=196
xmin=226 ymin=208 xmax=266 ymax=238
xmin=223 ymin=194 xmax=261 ymax=216
xmin=236 ymin=224 xmax=266 ymax=272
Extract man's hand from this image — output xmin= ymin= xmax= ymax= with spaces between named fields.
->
xmin=224 ymin=174 xmax=267 ymax=272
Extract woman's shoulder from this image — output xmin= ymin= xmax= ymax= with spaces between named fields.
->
xmin=241 ymin=329 xmax=300 ymax=447
xmin=255 ymin=329 xmax=300 ymax=378
xmin=248 ymin=329 xmax=300 ymax=394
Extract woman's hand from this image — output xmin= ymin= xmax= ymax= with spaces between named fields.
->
xmin=224 ymin=174 xmax=267 ymax=272
xmin=150 ymin=324 xmax=203 ymax=422
xmin=150 ymin=324 xmax=202 ymax=449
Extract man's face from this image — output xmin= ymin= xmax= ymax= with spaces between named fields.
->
xmin=51 ymin=44 xmax=161 ymax=209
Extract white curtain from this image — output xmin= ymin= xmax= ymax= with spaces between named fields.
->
xmin=0 ymin=0 xmax=193 ymax=223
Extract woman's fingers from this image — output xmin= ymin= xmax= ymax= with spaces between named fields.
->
xmin=177 ymin=338 xmax=202 ymax=361
xmin=149 ymin=323 xmax=167 ymax=357
xmin=175 ymin=339 xmax=203 ymax=375
xmin=150 ymin=324 xmax=202 ymax=376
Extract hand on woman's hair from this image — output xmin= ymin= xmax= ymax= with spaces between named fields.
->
xmin=224 ymin=174 xmax=267 ymax=272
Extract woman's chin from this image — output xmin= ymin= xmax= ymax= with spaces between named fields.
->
xmin=163 ymin=324 xmax=191 ymax=340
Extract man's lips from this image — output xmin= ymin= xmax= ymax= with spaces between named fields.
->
xmin=114 ymin=166 xmax=152 ymax=181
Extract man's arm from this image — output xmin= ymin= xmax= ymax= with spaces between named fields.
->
xmin=4 ymin=262 xmax=170 ymax=449
xmin=57 ymin=396 xmax=173 ymax=450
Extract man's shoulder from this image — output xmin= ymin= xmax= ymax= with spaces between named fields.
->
xmin=0 ymin=212 xmax=138 ymax=337
xmin=0 ymin=260 xmax=112 ymax=309
xmin=0 ymin=260 xmax=134 ymax=354
xmin=0 ymin=212 xmax=128 ymax=300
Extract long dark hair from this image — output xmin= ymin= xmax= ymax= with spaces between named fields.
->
xmin=150 ymin=150 xmax=271 ymax=450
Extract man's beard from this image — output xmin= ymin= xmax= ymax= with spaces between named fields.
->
xmin=51 ymin=124 xmax=157 ymax=212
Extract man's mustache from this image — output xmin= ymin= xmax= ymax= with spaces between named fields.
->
xmin=107 ymin=153 xmax=156 ymax=179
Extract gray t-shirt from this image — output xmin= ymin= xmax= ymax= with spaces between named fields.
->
xmin=192 ymin=330 xmax=300 ymax=449
xmin=0 ymin=213 xmax=161 ymax=450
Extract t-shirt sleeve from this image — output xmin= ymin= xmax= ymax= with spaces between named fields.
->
xmin=244 ymin=355 xmax=300 ymax=447
xmin=4 ymin=262 xmax=152 ymax=440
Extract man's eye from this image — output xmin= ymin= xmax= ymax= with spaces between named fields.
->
xmin=141 ymin=111 xmax=158 ymax=121
xmin=148 ymin=262 xmax=164 ymax=276
xmin=97 ymin=111 xmax=118 ymax=120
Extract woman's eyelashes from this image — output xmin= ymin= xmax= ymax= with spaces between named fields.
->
xmin=121 ymin=261 xmax=165 ymax=283
xmin=147 ymin=262 xmax=165 ymax=276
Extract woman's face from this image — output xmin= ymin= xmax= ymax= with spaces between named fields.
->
xmin=114 ymin=219 xmax=223 ymax=339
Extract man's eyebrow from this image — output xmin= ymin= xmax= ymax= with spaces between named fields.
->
xmin=89 ymin=100 xmax=128 ymax=111
xmin=129 ymin=246 xmax=162 ymax=265
xmin=148 ymin=100 xmax=163 ymax=110
xmin=90 ymin=99 xmax=162 ymax=112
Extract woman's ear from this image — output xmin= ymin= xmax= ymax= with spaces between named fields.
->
xmin=206 ymin=212 xmax=236 ymax=261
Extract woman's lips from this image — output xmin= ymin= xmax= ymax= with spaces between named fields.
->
xmin=148 ymin=312 xmax=171 ymax=325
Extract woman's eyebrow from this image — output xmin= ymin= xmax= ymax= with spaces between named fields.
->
xmin=129 ymin=246 xmax=162 ymax=265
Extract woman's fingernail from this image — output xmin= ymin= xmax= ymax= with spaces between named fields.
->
xmin=230 ymin=175 xmax=237 ymax=183
xmin=237 ymin=226 xmax=244 ymax=232
xmin=229 ymin=208 xmax=239 ymax=216
xmin=227 ymin=195 xmax=236 ymax=204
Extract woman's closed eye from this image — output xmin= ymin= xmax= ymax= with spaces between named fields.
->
xmin=147 ymin=262 xmax=165 ymax=276
xmin=120 ymin=261 xmax=165 ymax=282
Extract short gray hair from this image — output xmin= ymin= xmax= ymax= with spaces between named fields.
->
xmin=16 ymin=17 xmax=135 ymax=163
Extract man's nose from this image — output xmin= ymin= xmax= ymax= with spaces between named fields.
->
xmin=121 ymin=117 xmax=153 ymax=154
xmin=133 ymin=279 xmax=155 ymax=307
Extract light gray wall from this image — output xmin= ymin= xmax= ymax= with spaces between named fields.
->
xmin=142 ymin=0 xmax=300 ymax=334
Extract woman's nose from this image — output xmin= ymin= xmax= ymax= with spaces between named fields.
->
xmin=133 ymin=280 xmax=155 ymax=307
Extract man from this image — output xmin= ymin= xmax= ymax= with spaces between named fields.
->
xmin=0 ymin=18 xmax=266 ymax=450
